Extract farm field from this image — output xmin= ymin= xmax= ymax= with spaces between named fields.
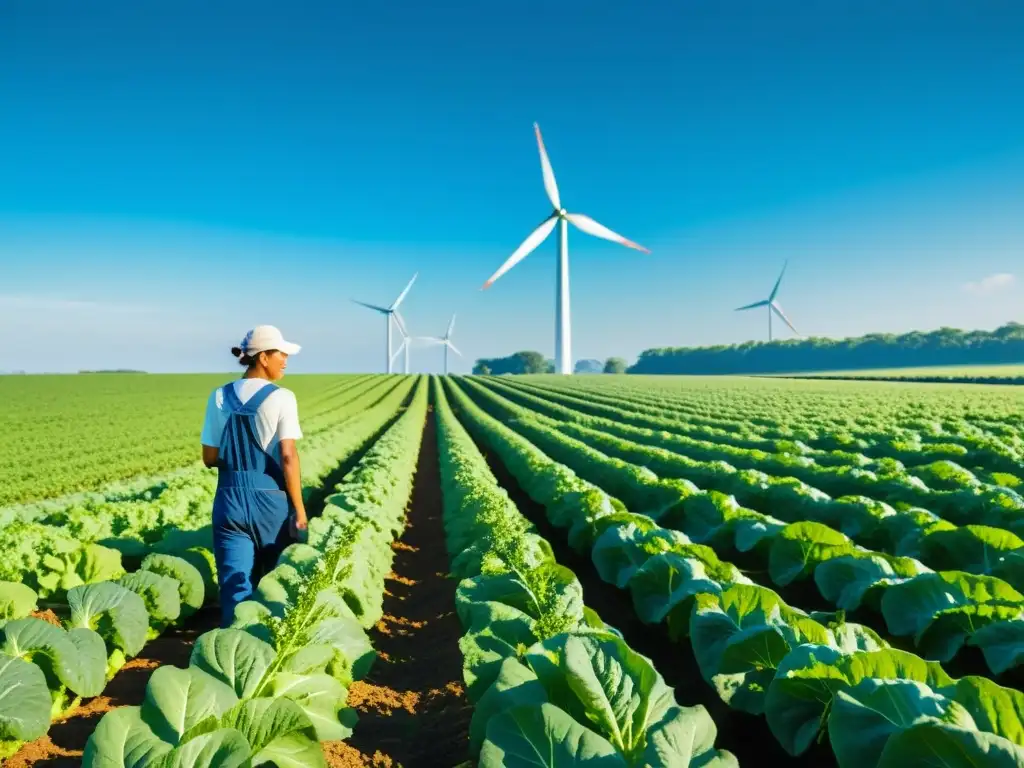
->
xmin=766 ymin=363 xmax=1024 ymax=385
xmin=2 ymin=372 xmax=1024 ymax=766
xmin=0 ymin=373 xmax=379 ymax=506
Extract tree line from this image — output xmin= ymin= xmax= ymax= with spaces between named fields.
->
xmin=628 ymin=323 xmax=1024 ymax=375
xmin=471 ymin=323 xmax=1024 ymax=375
xmin=472 ymin=351 xmax=628 ymax=375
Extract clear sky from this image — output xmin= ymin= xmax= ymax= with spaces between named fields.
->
xmin=1 ymin=1 xmax=1022 ymax=374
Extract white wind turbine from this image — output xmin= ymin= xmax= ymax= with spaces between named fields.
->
xmin=422 ymin=314 xmax=461 ymax=375
xmin=390 ymin=321 xmax=449 ymax=375
xmin=390 ymin=320 xmax=412 ymax=374
xmin=351 ymin=273 xmax=417 ymax=373
xmin=481 ymin=123 xmax=650 ymax=375
xmin=734 ymin=261 xmax=800 ymax=342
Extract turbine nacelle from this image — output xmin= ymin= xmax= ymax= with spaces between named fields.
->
xmin=480 ymin=123 xmax=649 ymax=295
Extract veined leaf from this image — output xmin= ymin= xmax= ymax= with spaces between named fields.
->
xmin=479 ymin=702 xmax=626 ymax=767
xmin=0 ymin=652 xmax=51 ymax=743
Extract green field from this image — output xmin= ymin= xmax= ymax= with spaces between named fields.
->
xmin=0 ymin=373 xmax=377 ymax=506
xmin=4 ymin=372 xmax=1024 ymax=767
xmin=767 ymin=363 xmax=1024 ymax=383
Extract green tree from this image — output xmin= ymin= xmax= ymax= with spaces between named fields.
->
xmin=472 ymin=351 xmax=549 ymax=375
xmin=575 ymin=359 xmax=604 ymax=374
xmin=603 ymin=357 xmax=628 ymax=374
xmin=628 ymin=322 xmax=1024 ymax=375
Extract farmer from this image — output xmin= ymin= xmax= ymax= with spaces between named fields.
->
xmin=200 ymin=325 xmax=308 ymax=627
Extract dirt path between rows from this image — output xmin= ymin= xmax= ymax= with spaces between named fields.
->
xmin=6 ymin=606 xmax=220 ymax=767
xmin=323 ymin=407 xmax=472 ymax=768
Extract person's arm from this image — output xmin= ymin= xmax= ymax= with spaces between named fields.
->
xmin=276 ymin=390 xmax=306 ymax=533
xmin=279 ymin=439 xmax=307 ymax=531
xmin=202 ymin=445 xmax=219 ymax=467
xmin=200 ymin=390 xmax=224 ymax=468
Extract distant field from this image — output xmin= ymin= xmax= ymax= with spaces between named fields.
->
xmin=0 ymin=372 xmax=373 ymax=505
xmin=765 ymin=363 xmax=1024 ymax=383
xmin=5 ymin=370 xmax=1023 ymax=507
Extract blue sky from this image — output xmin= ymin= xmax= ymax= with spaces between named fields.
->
xmin=1 ymin=1 xmax=1022 ymax=373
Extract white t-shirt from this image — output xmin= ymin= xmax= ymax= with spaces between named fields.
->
xmin=200 ymin=379 xmax=303 ymax=466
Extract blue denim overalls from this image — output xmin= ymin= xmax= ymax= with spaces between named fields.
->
xmin=212 ymin=382 xmax=292 ymax=627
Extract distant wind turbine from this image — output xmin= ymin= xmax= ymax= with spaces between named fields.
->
xmin=481 ymin=123 xmax=649 ymax=375
xmin=734 ymin=261 xmax=800 ymax=341
xmin=390 ymin=320 xmax=412 ymax=374
xmin=351 ymin=273 xmax=417 ymax=373
xmin=422 ymin=314 xmax=461 ymax=374
xmin=391 ymin=320 xmax=449 ymax=375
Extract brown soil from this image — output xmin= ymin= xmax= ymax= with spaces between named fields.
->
xmin=5 ymin=606 xmax=220 ymax=768
xmin=29 ymin=610 xmax=62 ymax=627
xmin=324 ymin=407 xmax=472 ymax=768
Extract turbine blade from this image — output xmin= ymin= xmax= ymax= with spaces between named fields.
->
xmin=352 ymin=299 xmax=389 ymax=314
xmin=769 ymin=260 xmax=788 ymax=301
xmin=771 ymin=301 xmax=799 ymax=335
xmin=390 ymin=272 xmax=418 ymax=310
xmin=734 ymin=299 xmax=769 ymax=311
xmin=447 ymin=341 xmax=462 ymax=356
xmin=446 ymin=313 xmax=456 ymax=339
xmin=482 ymin=215 xmax=558 ymax=289
xmin=565 ymin=213 xmax=650 ymax=253
xmin=419 ymin=336 xmax=446 ymax=345
xmin=391 ymin=310 xmax=409 ymax=338
xmin=390 ymin=340 xmax=406 ymax=363
xmin=534 ymin=123 xmax=561 ymax=210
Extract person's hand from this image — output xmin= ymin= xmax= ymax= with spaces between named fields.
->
xmin=290 ymin=510 xmax=308 ymax=539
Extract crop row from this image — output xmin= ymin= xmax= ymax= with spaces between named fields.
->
xmin=477 ymin=378 xmax=1024 ymax=582
xmin=517 ymin=374 xmax=1024 ymax=447
xmin=494 ymin=376 xmax=1023 ymax=489
xmin=444 ymin=377 xmax=1024 ymax=766
xmin=460 ymin=377 xmax=1024 ymax=677
xmin=499 ymin=376 xmax=1015 ymax=491
xmin=499 ymin=376 xmax=1024 ymax=474
xmin=79 ymin=376 xmax=430 ymax=766
xmin=0 ymin=554 xmax=208 ymax=760
xmin=433 ymin=378 xmax=737 ymax=766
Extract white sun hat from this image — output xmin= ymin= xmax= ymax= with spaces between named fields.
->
xmin=240 ymin=325 xmax=301 ymax=356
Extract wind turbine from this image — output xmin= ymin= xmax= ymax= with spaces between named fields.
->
xmin=351 ymin=273 xmax=417 ymax=373
xmin=481 ymin=123 xmax=650 ymax=375
xmin=734 ymin=261 xmax=800 ymax=342
xmin=391 ymin=323 xmax=447 ymax=375
xmin=422 ymin=314 xmax=461 ymax=374
xmin=390 ymin=320 xmax=412 ymax=374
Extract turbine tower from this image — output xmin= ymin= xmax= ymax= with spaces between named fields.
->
xmin=390 ymin=321 xmax=412 ymax=374
xmin=351 ymin=273 xmax=417 ymax=373
xmin=422 ymin=314 xmax=461 ymax=375
xmin=481 ymin=123 xmax=650 ymax=375
xmin=734 ymin=261 xmax=800 ymax=342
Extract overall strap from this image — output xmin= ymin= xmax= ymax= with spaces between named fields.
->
xmin=238 ymin=382 xmax=280 ymax=414
xmin=222 ymin=382 xmax=245 ymax=412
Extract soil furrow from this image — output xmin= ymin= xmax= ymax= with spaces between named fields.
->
xmin=325 ymin=406 xmax=471 ymax=768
